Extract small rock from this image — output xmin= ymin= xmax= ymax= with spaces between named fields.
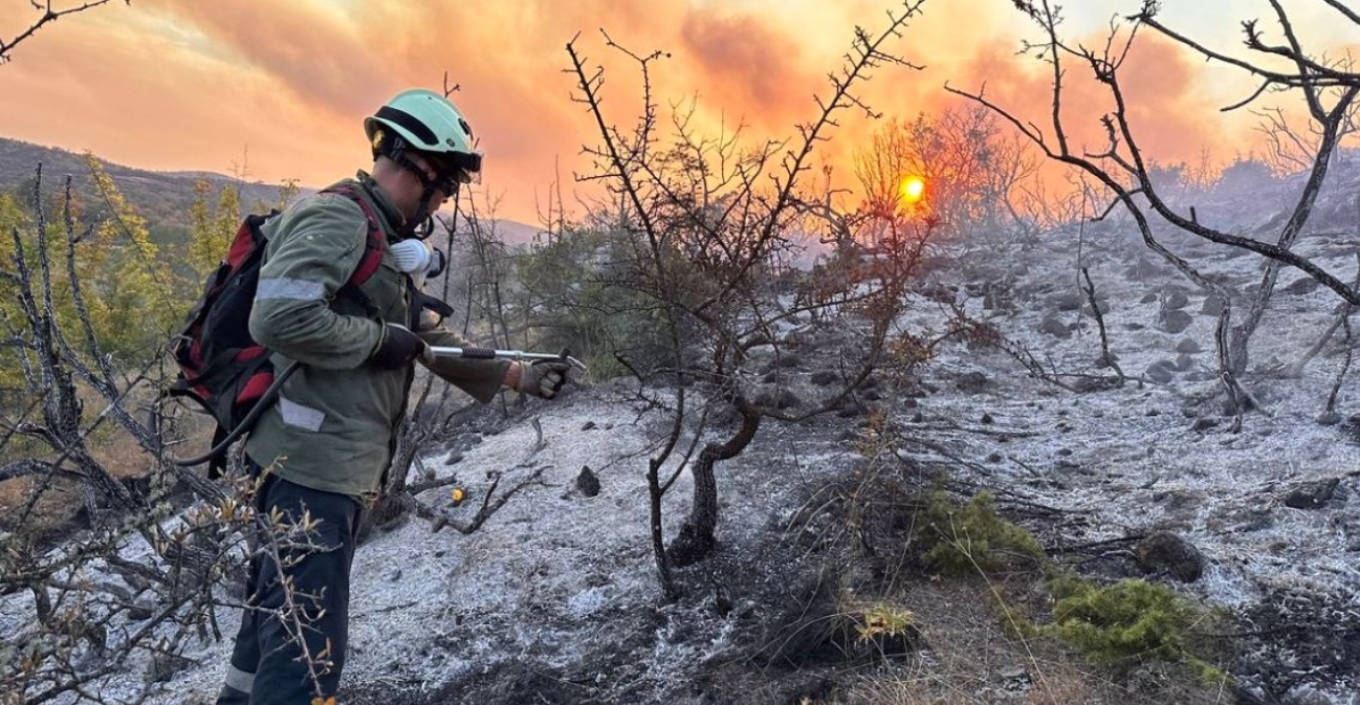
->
xmin=1283 ymin=478 xmax=1340 ymax=509
xmin=955 ymin=371 xmax=989 ymax=393
xmin=126 ymin=601 xmax=156 ymax=622
xmin=1047 ymin=291 xmax=1083 ymax=311
xmin=1140 ymin=291 xmax=1159 ymax=304
xmin=1162 ymin=290 xmax=1190 ymax=310
xmin=1145 ymin=361 xmax=1177 ymax=384
xmin=577 ymin=465 xmax=601 ymax=498
xmin=1191 ymin=416 xmax=1220 ymax=432
xmin=1159 ymin=309 xmax=1194 ymax=334
xmin=1281 ymin=276 xmax=1320 ymax=295
xmin=146 ymin=653 xmax=194 ymax=684
xmin=1039 ymin=315 xmax=1071 ymax=339
xmin=810 ymin=371 xmax=838 ymax=386
xmin=980 ymin=412 xmax=994 ymax=424
xmin=581 ymin=421 xmax=597 ymax=431
xmin=1136 ymin=531 xmax=1205 ymax=582
xmin=1175 ymin=338 xmax=1202 ymax=354
xmin=1317 ymin=411 xmax=1342 ymax=426
xmin=1200 ymin=296 xmax=1225 ymax=316
xmin=986 ymin=452 xmax=1003 ymax=463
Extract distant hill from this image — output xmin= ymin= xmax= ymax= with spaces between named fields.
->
xmin=0 ymin=137 xmax=302 ymax=233
xmin=0 ymin=136 xmax=544 ymax=245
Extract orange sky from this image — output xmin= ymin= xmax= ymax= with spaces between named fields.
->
xmin=1 ymin=0 xmax=1355 ymax=225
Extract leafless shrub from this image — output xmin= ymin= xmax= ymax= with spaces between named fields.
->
xmin=949 ymin=0 xmax=1360 ymax=429
xmin=565 ymin=1 xmax=934 ymax=597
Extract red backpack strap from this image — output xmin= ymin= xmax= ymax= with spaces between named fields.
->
xmin=319 ymin=184 xmax=387 ymax=286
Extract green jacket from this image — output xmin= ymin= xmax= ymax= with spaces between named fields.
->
xmin=245 ymin=173 xmax=509 ymax=502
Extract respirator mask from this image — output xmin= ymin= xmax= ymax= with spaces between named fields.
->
xmin=388 ymin=238 xmax=447 ymax=290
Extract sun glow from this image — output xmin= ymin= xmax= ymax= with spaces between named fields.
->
xmin=899 ymin=174 xmax=926 ymax=204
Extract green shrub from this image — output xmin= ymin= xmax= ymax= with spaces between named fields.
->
xmin=1046 ymin=576 xmax=1226 ymax=683
xmin=916 ymin=489 xmax=1045 ymax=577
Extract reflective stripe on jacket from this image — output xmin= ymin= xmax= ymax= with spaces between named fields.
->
xmin=244 ymin=172 xmax=508 ymax=501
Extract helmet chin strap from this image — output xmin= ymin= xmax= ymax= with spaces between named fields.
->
xmin=392 ymin=150 xmax=444 ymax=239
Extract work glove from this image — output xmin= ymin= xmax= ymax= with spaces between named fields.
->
xmin=370 ymin=323 xmax=432 ymax=370
xmin=516 ymin=359 xmax=571 ymax=399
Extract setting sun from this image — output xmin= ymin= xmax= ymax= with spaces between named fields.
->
xmin=899 ymin=174 xmax=926 ymax=205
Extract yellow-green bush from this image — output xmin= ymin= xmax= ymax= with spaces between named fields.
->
xmin=1046 ymin=576 xmax=1227 ymax=683
xmin=916 ymin=489 xmax=1045 ymax=577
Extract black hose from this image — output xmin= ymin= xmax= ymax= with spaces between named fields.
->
xmin=158 ymin=361 xmax=299 ymax=467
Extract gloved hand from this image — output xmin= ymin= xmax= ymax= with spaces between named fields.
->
xmin=516 ymin=359 xmax=571 ymax=399
xmin=370 ymin=323 xmax=432 ymax=369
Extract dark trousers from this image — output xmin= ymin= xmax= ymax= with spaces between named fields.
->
xmin=215 ymin=464 xmax=363 ymax=705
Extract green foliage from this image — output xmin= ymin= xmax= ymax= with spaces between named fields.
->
xmin=82 ymin=154 xmax=186 ymax=360
xmin=186 ymin=178 xmax=244 ymax=280
xmin=516 ymin=227 xmax=674 ymax=379
xmin=1046 ymin=576 xmax=1226 ymax=683
xmin=0 ymin=192 xmax=30 ymax=400
xmin=916 ymin=489 xmax=1045 ymax=577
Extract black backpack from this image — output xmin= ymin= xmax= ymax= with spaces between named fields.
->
xmin=163 ymin=184 xmax=386 ymax=478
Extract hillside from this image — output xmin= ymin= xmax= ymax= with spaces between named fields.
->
xmin=0 ymin=137 xmax=299 ymax=230
xmin=0 ymin=136 xmax=546 ymax=245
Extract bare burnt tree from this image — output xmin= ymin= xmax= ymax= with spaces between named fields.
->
xmin=0 ymin=0 xmax=127 ymax=64
xmin=854 ymin=105 xmax=1040 ymax=250
xmin=1254 ymin=94 xmax=1359 ymax=176
xmin=566 ymin=1 xmax=930 ymax=597
xmin=949 ymin=0 xmax=1360 ymax=429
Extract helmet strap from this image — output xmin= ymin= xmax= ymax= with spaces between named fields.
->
xmin=376 ymin=133 xmax=461 ymax=238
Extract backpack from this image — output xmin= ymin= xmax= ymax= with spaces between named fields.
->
xmin=164 ymin=184 xmax=387 ymax=478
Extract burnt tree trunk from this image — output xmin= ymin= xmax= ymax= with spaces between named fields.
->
xmin=667 ymin=396 xmax=761 ymax=567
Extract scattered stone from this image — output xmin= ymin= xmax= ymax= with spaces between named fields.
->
xmin=444 ymin=451 xmax=464 ymax=465
xmin=1082 ymin=299 xmax=1110 ymax=315
xmin=980 ymin=412 xmax=994 ymax=424
xmin=1140 ymin=291 xmax=1159 ymax=304
xmin=1146 ymin=409 xmax=1161 ymax=416
xmin=1175 ymin=353 xmax=1194 ymax=371
xmin=1281 ymin=276 xmax=1320 ymax=295
xmin=1039 ymin=315 xmax=1070 ymax=339
xmin=755 ymin=389 xmax=802 ymax=409
xmin=1191 ymin=416 xmax=1220 ymax=432
xmin=576 ymin=465 xmax=601 ymax=498
xmin=1136 ymin=531 xmax=1205 ymax=582
xmin=1175 ymin=338 xmax=1202 ymax=354
xmin=126 ymin=601 xmax=156 ymax=622
xmin=1316 ymin=411 xmax=1342 ymax=426
xmin=1056 ymin=448 xmax=1072 ymax=456
xmin=1283 ymin=478 xmax=1340 ymax=510
xmin=986 ymin=452 xmax=1003 ymax=463
xmin=1145 ymin=361 xmax=1177 ymax=384
xmin=581 ymin=421 xmax=597 ymax=431
xmin=1159 ymin=309 xmax=1194 ymax=334
xmin=809 ymin=371 xmax=838 ymax=386
xmin=1161 ymin=290 xmax=1190 ymax=310
xmin=146 ymin=653 xmax=194 ymax=684
xmin=1200 ymin=296 xmax=1225 ymax=316
xmin=955 ymin=371 xmax=989 ymax=393
xmin=1047 ymin=291 xmax=1083 ymax=311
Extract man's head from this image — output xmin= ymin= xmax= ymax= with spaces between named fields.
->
xmin=365 ymin=89 xmax=482 ymax=230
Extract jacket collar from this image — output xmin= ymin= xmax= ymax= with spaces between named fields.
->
xmin=352 ymin=170 xmax=408 ymax=235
